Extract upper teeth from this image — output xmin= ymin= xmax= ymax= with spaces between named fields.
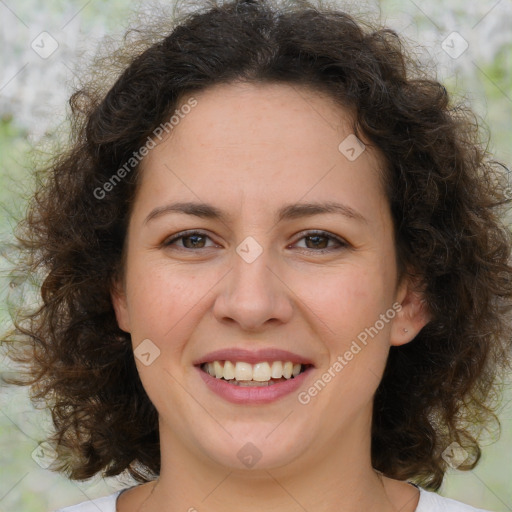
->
xmin=202 ymin=361 xmax=303 ymax=381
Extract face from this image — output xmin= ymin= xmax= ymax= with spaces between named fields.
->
xmin=112 ymin=82 xmax=429 ymax=473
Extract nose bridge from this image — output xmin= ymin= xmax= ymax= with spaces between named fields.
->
xmin=213 ymin=235 xmax=293 ymax=329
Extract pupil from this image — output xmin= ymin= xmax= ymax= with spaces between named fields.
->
xmin=184 ymin=235 xmax=205 ymax=248
xmin=307 ymin=235 xmax=328 ymax=249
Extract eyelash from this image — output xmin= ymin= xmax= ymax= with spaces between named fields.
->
xmin=162 ymin=229 xmax=349 ymax=253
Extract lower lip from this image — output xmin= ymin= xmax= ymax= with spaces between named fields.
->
xmin=196 ymin=366 xmax=313 ymax=404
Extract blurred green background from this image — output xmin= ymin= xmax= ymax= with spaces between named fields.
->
xmin=0 ymin=0 xmax=511 ymax=510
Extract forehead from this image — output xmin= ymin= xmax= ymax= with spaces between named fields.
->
xmin=163 ymin=81 xmax=360 ymax=162
xmin=135 ymin=81 xmax=388 ymax=226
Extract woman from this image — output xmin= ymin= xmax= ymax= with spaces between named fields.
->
xmin=3 ymin=0 xmax=511 ymax=510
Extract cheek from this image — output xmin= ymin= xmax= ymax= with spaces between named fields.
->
xmin=124 ymin=262 xmax=178 ymax=331
xmin=293 ymin=260 xmax=395 ymax=399
xmin=124 ymin=258 xmax=223 ymax=350
xmin=294 ymin=263 xmax=392 ymax=340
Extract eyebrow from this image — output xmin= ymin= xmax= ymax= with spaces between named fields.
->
xmin=144 ymin=200 xmax=367 ymax=225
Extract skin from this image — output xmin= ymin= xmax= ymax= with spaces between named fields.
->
xmin=112 ymin=82 xmax=431 ymax=512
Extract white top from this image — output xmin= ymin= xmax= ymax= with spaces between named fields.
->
xmin=54 ymin=486 xmax=494 ymax=512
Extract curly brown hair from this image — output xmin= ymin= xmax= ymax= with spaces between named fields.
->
xmin=3 ymin=0 xmax=512 ymax=492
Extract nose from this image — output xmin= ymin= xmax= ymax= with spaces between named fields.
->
xmin=212 ymin=244 xmax=294 ymax=331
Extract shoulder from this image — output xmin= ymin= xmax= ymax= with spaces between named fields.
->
xmin=52 ymin=485 xmax=495 ymax=512
xmin=416 ymin=487 xmax=495 ymax=512
xmin=53 ymin=489 xmax=123 ymax=512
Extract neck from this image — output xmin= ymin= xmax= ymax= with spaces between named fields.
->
xmin=142 ymin=407 xmax=404 ymax=512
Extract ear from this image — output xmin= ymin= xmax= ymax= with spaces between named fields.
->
xmin=110 ymin=278 xmax=131 ymax=333
xmin=390 ymin=273 xmax=431 ymax=347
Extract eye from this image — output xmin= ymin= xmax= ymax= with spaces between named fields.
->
xmin=163 ymin=230 xmax=218 ymax=250
xmin=162 ymin=229 xmax=349 ymax=252
xmin=291 ymin=230 xmax=349 ymax=252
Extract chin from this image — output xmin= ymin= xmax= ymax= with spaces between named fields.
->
xmin=189 ymin=423 xmax=312 ymax=471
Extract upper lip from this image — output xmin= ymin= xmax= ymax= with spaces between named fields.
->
xmin=193 ymin=348 xmax=315 ymax=366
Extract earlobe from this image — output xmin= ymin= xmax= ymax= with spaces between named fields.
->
xmin=110 ymin=279 xmax=131 ymax=333
xmin=390 ymin=276 xmax=431 ymax=347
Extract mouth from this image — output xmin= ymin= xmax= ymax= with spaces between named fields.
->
xmin=194 ymin=348 xmax=315 ymax=403
xmin=199 ymin=360 xmax=312 ymax=387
